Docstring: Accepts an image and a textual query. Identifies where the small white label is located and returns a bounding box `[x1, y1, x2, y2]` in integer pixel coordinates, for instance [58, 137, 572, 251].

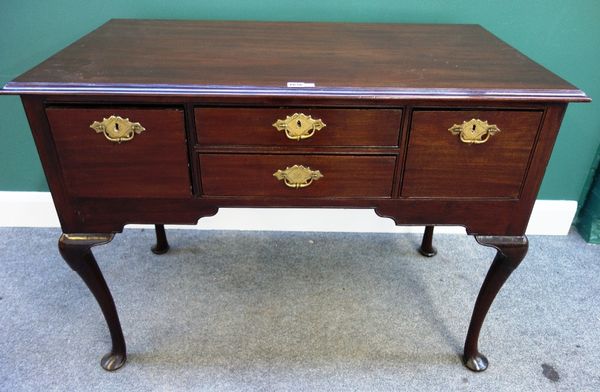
[287, 82, 316, 88]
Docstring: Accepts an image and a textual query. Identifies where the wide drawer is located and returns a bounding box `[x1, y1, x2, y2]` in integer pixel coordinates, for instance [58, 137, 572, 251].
[46, 107, 191, 198]
[195, 107, 402, 147]
[402, 109, 543, 198]
[199, 154, 396, 197]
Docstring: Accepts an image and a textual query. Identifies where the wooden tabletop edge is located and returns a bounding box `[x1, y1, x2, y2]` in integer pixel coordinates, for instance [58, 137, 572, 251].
[0, 82, 590, 102]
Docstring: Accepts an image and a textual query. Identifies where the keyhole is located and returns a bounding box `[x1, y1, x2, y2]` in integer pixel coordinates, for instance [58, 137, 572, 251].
[297, 120, 302, 128]
[472, 124, 476, 131]
[114, 123, 120, 131]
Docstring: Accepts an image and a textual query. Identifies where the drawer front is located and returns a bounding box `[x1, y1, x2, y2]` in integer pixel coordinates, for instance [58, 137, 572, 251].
[46, 107, 191, 198]
[199, 154, 396, 197]
[195, 107, 402, 147]
[402, 110, 543, 198]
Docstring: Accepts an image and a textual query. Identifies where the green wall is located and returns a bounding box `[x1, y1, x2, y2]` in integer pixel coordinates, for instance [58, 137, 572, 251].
[2, 0, 599, 204]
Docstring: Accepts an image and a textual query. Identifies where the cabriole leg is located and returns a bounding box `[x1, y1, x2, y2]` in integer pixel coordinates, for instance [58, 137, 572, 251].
[151, 224, 170, 255]
[419, 225, 437, 257]
[58, 233, 126, 371]
[463, 235, 528, 371]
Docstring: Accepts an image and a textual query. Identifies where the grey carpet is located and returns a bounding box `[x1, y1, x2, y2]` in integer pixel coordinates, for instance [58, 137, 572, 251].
[0, 227, 599, 391]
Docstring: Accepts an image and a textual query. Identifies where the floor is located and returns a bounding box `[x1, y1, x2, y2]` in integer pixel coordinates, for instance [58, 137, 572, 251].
[0, 227, 599, 391]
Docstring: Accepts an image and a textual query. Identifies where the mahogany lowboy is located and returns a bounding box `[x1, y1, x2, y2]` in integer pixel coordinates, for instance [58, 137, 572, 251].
[1, 20, 589, 372]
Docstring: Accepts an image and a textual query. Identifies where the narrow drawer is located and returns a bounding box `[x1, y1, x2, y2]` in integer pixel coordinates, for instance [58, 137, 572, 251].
[402, 109, 543, 198]
[195, 107, 402, 147]
[199, 154, 396, 197]
[46, 107, 191, 198]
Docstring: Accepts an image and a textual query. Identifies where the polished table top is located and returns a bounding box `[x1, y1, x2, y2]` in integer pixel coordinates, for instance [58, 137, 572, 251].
[4, 19, 588, 101]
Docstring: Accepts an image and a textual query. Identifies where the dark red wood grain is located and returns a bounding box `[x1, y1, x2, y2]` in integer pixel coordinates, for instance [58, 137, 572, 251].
[199, 154, 396, 197]
[402, 109, 543, 198]
[195, 107, 402, 147]
[3, 20, 589, 101]
[22, 95, 570, 236]
[46, 107, 191, 198]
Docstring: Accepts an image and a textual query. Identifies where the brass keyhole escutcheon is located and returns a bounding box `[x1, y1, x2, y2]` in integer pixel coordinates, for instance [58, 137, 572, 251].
[448, 119, 501, 144]
[90, 115, 145, 143]
[273, 113, 326, 140]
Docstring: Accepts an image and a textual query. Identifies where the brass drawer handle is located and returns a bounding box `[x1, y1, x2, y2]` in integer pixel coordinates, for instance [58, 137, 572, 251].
[272, 113, 326, 140]
[449, 119, 500, 144]
[90, 115, 145, 143]
[273, 164, 323, 188]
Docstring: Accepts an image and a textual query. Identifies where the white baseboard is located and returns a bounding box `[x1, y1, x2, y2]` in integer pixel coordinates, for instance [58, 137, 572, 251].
[0, 191, 577, 235]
